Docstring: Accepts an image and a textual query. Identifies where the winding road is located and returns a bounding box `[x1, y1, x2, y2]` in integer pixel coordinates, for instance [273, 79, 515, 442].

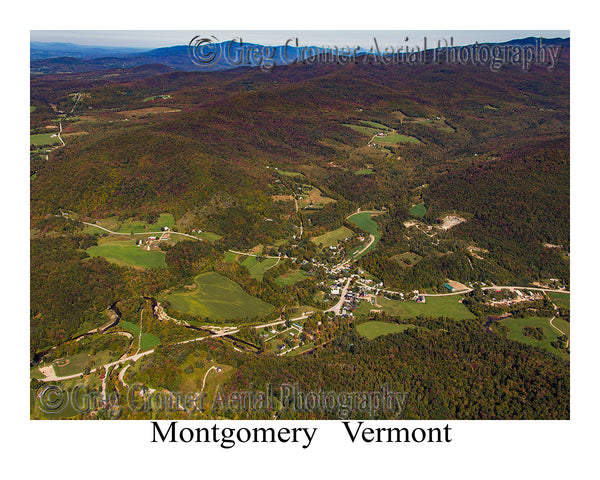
[78, 220, 202, 241]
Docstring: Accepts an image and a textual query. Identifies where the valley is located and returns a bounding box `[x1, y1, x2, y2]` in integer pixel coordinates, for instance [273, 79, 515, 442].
[30, 37, 570, 420]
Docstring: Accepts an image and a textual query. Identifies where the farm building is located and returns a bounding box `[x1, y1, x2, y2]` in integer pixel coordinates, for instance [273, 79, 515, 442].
[443, 283, 455, 292]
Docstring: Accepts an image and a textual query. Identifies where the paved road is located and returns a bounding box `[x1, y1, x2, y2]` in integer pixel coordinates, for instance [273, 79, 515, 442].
[57, 122, 65, 147]
[227, 250, 280, 259]
[377, 285, 570, 298]
[324, 278, 352, 315]
[39, 348, 156, 382]
[78, 220, 201, 241]
[352, 234, 375, 258]
[253, 313, 311, 331]
[37, 327, 244, 383]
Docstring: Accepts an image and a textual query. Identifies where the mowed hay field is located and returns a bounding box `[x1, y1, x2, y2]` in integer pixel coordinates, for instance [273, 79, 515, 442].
[347, 212, 381, 257]
[275, 269, 309, 287]
[373, 133, 421, 145]
[119, 320, 161, 350]
[117, 213, 174, 233]
[374, 295, 475, 320]
[391, 252, 422, 266]
[357, 321, 418, 339]
[409, 203, 427, 217]
[86, 238, 166, 269]
[225, 252, 279, 280]
[166, 272, 274, 320]
[501, 316, 568, 359]
[240, 255, 279, 280]
[312, 226, 354, 247]
[30, 132, 61, 146]
[348, 212, 379, 236]
[298, 187, 336, 209]
[547, 292, 570, 310]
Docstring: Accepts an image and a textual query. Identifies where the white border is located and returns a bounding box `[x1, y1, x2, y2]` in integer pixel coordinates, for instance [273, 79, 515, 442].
[3, 0, 596, 477]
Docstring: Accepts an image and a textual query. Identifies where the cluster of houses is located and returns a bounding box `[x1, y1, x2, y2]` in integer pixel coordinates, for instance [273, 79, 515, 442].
[483, 289, 543, 307]
[136, 228, 170, 250]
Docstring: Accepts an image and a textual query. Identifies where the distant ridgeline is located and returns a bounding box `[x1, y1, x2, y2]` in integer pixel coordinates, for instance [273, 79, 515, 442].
[30, 37, 569, 74]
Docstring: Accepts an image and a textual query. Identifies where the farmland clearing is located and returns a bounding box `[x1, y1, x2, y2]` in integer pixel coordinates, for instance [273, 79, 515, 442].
[165, 272, 275, 320]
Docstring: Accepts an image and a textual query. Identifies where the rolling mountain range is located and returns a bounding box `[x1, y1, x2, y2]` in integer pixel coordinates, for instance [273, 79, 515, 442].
[31, 37, 570, 74]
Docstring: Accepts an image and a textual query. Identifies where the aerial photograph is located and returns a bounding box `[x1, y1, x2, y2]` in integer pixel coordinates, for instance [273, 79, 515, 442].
[29, 30, 570, 421]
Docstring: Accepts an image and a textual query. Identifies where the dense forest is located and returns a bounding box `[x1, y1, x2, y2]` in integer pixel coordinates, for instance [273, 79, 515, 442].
[223, 320, 569, 420]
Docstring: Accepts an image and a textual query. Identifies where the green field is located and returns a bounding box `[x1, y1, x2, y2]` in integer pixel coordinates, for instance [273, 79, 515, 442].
[347, 212, 381, 257]
[275, 269, 309, 287]
[224, 251, 239, 262]
[240, 255, 280, 280]
[343, 123, 381, 136]
[365, 295, 476, 320]
[547, 292, 570, 310]
[82, 224, 110, 234]
[277, 169, 303, 177]
[86, 239, 167, 269]
[408, 118, 455, 133]
[354, 169, 374, 175]
[409, 203, 427, 217]
[119, 320, 161, 350]
[359, 120, 392, 131]
[52, 348, 122, 377]
[501, 316, 568, 358]
[192, 231, 222, 242]
[166, 272, 275, 320]
[143, 94, 172, 101]
[224, 252, 279, 280]
[30, 132, 61, 147]
[347, 212, 379, 236]
[552, 317, 570, 338]
[312, 226, 354, 247]
[117, 213, 174, 233]
[373, 133, 421, 145]
[391, 252, 423, 266]
[357, 321, 418, 339]
[30, 367, 45, 379]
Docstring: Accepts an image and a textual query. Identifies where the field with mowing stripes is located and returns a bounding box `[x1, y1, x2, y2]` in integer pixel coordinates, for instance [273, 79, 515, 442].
[166, 272, 274, 320]
[312, 226, 353, 247]
[240, 256, 279, 280]
[547, 292, 570, 310]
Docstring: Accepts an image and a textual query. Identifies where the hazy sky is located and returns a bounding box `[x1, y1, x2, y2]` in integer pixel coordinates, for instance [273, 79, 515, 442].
[30, 30, 569, 49]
